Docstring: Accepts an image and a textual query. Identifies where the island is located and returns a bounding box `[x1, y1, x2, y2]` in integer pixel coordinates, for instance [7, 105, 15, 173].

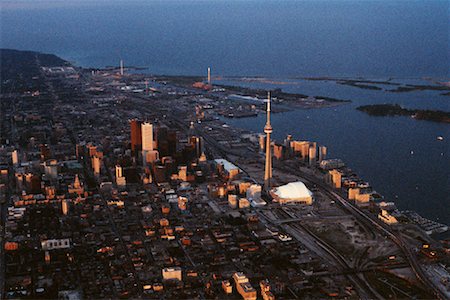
[357, 104, 450, 123]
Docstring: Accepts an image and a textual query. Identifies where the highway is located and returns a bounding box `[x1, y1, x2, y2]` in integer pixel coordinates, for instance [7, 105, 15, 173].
[191, 126, 383, 298]
[187, 119, 444, 299]
[276, 207, 383, 299]
[278, 162, 445, 299]
[0, 201, 6, 299]
[128, 82, 445, 298]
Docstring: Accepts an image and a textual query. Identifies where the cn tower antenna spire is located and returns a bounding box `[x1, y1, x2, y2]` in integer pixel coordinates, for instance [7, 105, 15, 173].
[264, 91, 273, 192]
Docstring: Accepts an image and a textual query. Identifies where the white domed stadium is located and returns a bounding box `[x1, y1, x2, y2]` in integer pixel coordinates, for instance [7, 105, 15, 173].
[270, 181, 313, 205]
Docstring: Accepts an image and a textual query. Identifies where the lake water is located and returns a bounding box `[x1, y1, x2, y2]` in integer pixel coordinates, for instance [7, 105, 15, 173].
[217, 77, 449, 224]
[1, 0, 449, 223]
[1, 0, 448, 78]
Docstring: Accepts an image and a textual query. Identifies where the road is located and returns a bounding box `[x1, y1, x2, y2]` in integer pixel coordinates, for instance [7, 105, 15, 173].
[280, 163, 445, 299]
[185, 116, 443, 299]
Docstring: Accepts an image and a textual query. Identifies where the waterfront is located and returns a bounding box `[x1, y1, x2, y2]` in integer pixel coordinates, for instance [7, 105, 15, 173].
[217, 77, 450, 225]
[1, 49, 449, 298]
[2, 0, 448, 224]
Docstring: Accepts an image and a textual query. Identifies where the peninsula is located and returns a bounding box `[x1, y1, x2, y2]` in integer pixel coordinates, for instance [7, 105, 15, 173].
[357, 104, 450, 123]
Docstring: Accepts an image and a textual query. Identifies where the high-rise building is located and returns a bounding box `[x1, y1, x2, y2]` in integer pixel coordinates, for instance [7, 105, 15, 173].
[115, 165, 126, 188]
[92, 155, 101, 176]
[258, 134, 265, 153]
[264, 92, 273, 192]
[130, 119, 142, 152]
[44, 159, 58, 181]
[246, 184, 262, 202]
[144, 150, 159, 165]
[76, 143, 85, 160]
[308, 143, 317, 166]
[284, 135, 294, 158]
[325, 169, 342, 189]
[189, 136, 203, 158]
[142, 122, 154, 151]
[62, 199, 69, 215]
[40, 144, 51, 161]
[115, 165, 123, 178]
[319, 145, 327, 162]
[12, 150, 19, 166]
[273, 144, 283, 160]
[88, 144, 98, 157]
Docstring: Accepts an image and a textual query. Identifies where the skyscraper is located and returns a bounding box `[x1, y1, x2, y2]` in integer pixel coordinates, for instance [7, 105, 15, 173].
[142, 122, 154, 151]
[130, 119, 142, 152]
[12, 150, 19, 166]
[319, 145, 327, 162]
[264, 92, 273, 192]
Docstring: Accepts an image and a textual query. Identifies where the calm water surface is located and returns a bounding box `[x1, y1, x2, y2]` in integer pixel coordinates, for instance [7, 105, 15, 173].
[1, 0, 449, 223]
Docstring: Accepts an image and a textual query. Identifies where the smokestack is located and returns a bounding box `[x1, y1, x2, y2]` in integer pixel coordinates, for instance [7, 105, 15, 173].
[120, 59, 124, 76]
[207, 67, 211, 85]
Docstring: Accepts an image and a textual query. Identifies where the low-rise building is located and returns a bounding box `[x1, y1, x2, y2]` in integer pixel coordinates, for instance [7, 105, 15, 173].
[233, 272, 257, 300]
[162, 267, 182, 281]
[270, 181, 313, 205]
[378, 209, 398, 225]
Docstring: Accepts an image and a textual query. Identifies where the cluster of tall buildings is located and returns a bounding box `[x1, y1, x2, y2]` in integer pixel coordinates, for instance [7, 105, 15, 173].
[117, 119, 207, 189]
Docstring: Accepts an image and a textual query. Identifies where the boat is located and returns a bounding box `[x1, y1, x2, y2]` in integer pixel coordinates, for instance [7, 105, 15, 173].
[437, 136, 444, 141]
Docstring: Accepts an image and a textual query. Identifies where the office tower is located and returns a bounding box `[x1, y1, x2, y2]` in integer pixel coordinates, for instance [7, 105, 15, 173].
[284, 135, 293, 157]
[116, 165, 123, 178]
[273, 144, 283, 160]
[178, 166, 188, 181]
[40, 144, 51, 161]
[88, 144, 97, 157]
[258, 134, 265, 153]
[326, 169, 342, 189]
[12, 150, 19, 166]
[284, 134, 293, 148]
[30, 174, 41, 194]
[45, 186, 56, 199]
[76, 143, 85, 160]
[44, 159, 58, 181]
[319, 145, 327, 162]
[144, 150, 159, 165]
[92, 155, 101, 176]
[116, 165, 126, 188]
[308, 143, 317, 166]
[130, 119, 142, 152]
[189, 136, 203, 158]
[246, 184, 262, 201]
[142, 122, 153, 151]
[62, 199, 69, 215]
[167, 130, 177, 156]
[264, 92, 273, 192]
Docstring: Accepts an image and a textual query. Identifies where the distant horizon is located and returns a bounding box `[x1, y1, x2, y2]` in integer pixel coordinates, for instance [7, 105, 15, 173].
[1, 0, 448, 78]
[2, 47, 449, 82]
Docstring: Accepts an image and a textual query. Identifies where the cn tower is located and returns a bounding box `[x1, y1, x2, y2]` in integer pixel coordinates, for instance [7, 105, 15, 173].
[264, 91, 273, 191]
